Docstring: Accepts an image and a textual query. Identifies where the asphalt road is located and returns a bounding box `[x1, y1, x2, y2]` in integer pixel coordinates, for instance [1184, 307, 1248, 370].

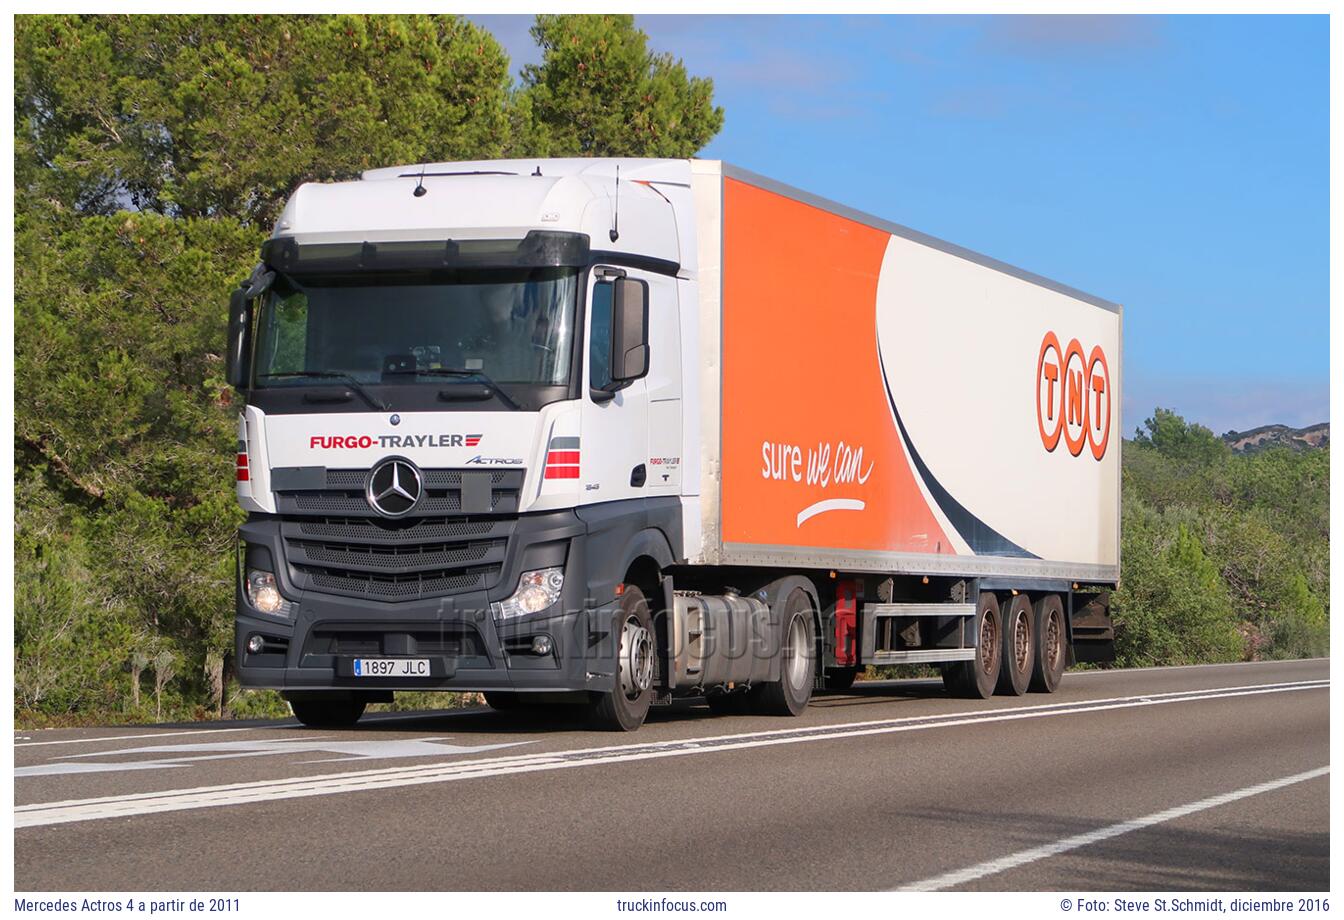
[14, 658, 1329, 891]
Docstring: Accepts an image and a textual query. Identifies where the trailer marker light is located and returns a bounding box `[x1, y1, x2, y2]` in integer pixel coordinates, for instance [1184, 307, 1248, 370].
[236, 452, 249, 482]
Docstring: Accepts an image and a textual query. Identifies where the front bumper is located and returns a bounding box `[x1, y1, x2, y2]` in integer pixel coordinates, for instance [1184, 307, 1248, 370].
[234, 509, 621, 695]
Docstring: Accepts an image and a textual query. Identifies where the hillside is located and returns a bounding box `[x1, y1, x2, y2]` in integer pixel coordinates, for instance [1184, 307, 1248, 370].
[1222, 422, 1328, 454]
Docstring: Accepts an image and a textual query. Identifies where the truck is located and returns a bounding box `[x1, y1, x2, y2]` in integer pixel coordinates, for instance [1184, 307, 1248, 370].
[228, 157, 1119, 732]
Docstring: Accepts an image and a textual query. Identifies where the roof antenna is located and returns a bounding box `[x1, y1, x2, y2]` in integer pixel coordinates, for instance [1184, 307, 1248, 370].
[413, 163, 428, 198]
[609, 164, 620, 243]
[532, 165, 543, 177]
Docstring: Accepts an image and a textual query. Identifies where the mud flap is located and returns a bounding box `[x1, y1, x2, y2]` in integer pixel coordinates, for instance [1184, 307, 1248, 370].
[1070, 590, 1116, 664]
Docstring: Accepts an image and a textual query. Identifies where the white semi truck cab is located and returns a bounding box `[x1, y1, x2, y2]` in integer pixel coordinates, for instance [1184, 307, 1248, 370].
[229, 157, 1117, 730]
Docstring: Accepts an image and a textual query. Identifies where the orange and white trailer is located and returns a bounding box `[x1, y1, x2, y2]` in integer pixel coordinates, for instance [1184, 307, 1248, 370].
[682, 162, 1120, 701]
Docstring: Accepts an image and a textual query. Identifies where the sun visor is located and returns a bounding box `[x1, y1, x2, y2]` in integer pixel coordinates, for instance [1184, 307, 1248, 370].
[261, 231, 591, 276]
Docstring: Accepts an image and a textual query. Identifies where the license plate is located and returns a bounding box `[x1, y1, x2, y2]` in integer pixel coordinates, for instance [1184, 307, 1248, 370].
[352, 658, 430, 678]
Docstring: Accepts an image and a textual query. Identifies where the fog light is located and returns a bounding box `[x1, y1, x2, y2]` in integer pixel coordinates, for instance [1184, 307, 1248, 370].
[247, 634, 265, 654]
[531, 635, 553, 656]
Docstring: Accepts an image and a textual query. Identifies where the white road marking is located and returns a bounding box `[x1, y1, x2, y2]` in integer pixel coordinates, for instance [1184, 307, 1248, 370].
[14, 726, 304, 748]
[1068, 658, 1329, 677]
[899, 766, 1331, 891]
[14, 678, 1326, 828]
[18, 737, 533, 778]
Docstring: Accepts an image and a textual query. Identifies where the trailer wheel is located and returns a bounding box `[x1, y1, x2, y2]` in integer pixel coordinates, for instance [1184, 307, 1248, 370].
[289, 698, 366, 728]
[753, 588, 816, 716]
[824, 667, 860, 691]
[1030, 594, 1067, 693]
[588, 585, 655, 732]
[943, 591, 1001, 699]
[996, 593, 1034, 696]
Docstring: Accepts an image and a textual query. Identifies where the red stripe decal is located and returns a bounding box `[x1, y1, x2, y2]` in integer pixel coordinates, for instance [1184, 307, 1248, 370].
[544, 465, 581, 480]
[546, 450, 580, 464]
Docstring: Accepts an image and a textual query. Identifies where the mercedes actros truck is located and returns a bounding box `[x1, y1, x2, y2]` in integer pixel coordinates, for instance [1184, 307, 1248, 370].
[229, 157, 1119, 731]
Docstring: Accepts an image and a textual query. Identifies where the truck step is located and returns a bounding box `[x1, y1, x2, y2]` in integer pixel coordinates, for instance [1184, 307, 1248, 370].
[864, 602, 976, 618]
[867, 648, 977, 665]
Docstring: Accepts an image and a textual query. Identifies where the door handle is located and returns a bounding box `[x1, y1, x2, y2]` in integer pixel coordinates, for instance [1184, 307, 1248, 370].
[630, 464, 647, 488]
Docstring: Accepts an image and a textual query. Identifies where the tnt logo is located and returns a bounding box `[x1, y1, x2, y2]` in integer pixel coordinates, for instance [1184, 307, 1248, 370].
[1036, 331, 1111, 460]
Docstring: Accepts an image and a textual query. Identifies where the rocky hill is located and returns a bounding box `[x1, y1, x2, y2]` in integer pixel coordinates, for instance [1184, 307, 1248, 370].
[1222, 422, 1329, 453]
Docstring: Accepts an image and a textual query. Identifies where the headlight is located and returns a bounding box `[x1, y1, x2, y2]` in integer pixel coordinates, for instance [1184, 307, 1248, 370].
[245, 569, 292, 617]
[491, 567, 564, 620]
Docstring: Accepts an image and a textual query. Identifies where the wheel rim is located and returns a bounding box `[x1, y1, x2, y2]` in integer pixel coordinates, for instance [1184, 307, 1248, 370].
[619, 614, 653, 700]
[978, 609, 997, 675]
[1013, 609, 1031, 672]
[784, 612, 810, 692]
[1045, 608, 1063, 673]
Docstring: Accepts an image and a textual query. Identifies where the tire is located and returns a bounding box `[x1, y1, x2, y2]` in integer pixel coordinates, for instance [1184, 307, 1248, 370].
[290, 698, 366, 728]
[1030, 593, 1067, 693]
[753, 587, 816, 716]
[588, 585, 655, 732]
[943, 592, 1002, 699]
[824, 667, 860, 691]
[483, 691, 523, 711]
[996, 593, 1034, 696]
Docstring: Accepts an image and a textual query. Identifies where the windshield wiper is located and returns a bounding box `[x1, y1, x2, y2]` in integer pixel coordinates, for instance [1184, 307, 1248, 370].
[383, 367, 521, 411]
[257, 371, 389, 411]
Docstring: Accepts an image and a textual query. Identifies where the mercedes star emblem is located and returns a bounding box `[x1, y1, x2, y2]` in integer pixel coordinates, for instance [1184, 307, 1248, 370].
[365, 457, 423, 518]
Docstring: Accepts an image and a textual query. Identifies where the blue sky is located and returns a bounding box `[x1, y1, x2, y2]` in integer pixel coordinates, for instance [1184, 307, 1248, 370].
[473, 14, 1328, 435]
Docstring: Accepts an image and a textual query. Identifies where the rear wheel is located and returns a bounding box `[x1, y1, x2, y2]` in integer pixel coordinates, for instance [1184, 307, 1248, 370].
[996, 593, 1034, 696]
[588, 585, 655, 732]
[754, 588, 816, 716]
[289, 698, 366, 728]
[824, 667, 860, 691]
[1030, 593, 1067, 693]
[943, 592, 1001, 699]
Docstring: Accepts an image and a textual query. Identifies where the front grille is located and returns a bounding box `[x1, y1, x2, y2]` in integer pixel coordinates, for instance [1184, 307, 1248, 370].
[308, 566, 490, 599]
[277, 467, 522, 602]
[295, 539, 500, 570]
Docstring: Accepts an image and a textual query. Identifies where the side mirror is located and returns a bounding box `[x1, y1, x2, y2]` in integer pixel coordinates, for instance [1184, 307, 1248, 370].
[226, 287, 254, 390]
[608, 277, 649, 384]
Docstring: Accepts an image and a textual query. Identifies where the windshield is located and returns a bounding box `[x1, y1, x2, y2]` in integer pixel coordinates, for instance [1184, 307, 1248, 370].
[251, 268, 579, 390]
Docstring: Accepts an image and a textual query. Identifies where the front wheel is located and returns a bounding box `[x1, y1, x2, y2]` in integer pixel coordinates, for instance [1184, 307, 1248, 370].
[483, 691, 524, 711]
[588, 585, 655, 732]
[754, 588, 816, 716]
[289, 698, 366, 728]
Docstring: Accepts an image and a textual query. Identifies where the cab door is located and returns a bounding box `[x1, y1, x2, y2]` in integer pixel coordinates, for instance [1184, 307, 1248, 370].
[578, 267, 650, 504]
